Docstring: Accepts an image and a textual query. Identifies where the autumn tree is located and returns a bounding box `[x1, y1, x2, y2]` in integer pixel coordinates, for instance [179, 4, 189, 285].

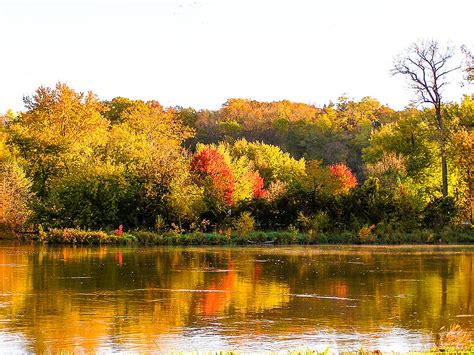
[0, 131, 32, 232]
[328, 163, 358, 194]
[230, 139, 306, 188]
[104, 99, 196, 227]
[392, 40, 460, 197]
[190, 147, 235, 215]
[0, 160, 33, 232]
[212, 142, 269, 202]
[304, 160, 357, 197]
[249, 171, 266, 198]
[8, 83, 108, 196]
[363, 109, 439, 187]
[164, 169, 205, 228]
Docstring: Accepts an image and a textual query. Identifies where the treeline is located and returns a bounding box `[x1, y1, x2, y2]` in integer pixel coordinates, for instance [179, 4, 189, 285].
[0, 83, 473, 240]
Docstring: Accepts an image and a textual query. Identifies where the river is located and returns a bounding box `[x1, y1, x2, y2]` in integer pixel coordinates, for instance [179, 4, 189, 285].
[0, 243, 472, 352]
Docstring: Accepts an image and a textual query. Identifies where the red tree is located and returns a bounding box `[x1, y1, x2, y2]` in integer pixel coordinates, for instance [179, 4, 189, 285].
[190, 148, 235, 206]
[328, 163, 357, 193]
[248, 171, 267, 198]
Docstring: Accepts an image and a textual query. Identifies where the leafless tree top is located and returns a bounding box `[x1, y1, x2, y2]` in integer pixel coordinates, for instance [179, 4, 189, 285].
[392, 40, 460, 107]
[461, 45, 473, 83]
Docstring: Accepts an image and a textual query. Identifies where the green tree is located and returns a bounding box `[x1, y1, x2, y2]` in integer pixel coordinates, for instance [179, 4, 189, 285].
[39, 161, 130, 229]
[363, 109, 440, 196]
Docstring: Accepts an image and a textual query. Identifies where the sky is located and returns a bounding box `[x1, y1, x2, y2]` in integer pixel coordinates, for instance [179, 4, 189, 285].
[0, 0, 472, 113]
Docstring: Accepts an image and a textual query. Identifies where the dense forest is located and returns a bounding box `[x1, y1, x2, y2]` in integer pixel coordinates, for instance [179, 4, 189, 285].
[0, 80, 472, 241]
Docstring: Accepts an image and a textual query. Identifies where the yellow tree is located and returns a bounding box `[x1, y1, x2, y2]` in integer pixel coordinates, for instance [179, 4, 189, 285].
[105, 99, 196, 226]
[0, 131, 32, 232]
[8, 83, 108, 196]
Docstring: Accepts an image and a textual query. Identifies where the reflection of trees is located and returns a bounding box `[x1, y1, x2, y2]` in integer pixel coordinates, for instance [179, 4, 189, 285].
[0, 246, 472, 352]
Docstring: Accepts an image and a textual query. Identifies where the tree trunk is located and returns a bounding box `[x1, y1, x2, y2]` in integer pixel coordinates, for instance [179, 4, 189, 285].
[441, 147, 448, 197]
[436, 104, 448, 197]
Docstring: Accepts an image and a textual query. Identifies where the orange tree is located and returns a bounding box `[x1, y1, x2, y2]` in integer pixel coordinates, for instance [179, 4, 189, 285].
[190, 147, 235, 218]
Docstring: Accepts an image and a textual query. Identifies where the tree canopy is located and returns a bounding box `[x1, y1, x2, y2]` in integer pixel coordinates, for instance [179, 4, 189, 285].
[1, 79, 472, 234]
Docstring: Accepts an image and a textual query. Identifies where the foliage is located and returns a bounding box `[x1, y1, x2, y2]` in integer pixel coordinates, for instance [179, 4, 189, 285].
[232, 212, 255, 238]
[358, 224, 376, 243]
[328, 163, 358, 194]
[230, 139, 306, 188]
[44, 228, 115, 244]
[190, 147, 235, 210]
[0, 159, 33, 231]
[36, 161, 131, 229]
[164, 166, 205, 227]
[423, 197, 458, 229]
[296, 211, 329, 233]
[8, 83, 108, 196]
[1, 83, 473, 239]
[249, 171, 267, 198]
[154, 215, 166, 232]
[365, 152, 406, 190]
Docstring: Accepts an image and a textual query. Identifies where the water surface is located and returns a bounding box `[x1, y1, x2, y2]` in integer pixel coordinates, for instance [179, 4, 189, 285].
[0, 244, 472, 353]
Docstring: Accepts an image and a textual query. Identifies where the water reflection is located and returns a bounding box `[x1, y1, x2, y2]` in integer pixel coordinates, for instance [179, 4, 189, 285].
[0, 244, 472, 352]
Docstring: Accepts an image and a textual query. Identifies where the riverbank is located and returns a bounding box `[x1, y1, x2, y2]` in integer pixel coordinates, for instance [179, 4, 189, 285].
[8, 227, 474, 245]
[167, 349, 474, 354]
[169, 350, 474, 354]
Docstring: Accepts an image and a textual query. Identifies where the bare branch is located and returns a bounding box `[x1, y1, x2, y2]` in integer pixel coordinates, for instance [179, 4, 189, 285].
[392, 40, 460, 107]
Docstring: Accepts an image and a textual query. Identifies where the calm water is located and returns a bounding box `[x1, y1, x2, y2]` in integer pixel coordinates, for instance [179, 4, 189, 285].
[0, 243, 472, 353]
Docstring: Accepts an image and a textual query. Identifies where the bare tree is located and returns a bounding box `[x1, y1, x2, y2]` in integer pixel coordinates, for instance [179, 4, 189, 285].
[461, 45, 473, 83]
[392, 40, 460, 197]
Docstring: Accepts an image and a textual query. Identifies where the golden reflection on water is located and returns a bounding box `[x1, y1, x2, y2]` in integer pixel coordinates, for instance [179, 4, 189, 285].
[0, 244, 472, 352]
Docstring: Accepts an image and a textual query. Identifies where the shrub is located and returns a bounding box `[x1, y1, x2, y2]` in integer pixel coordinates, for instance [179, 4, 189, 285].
[233, 212, 255, 238]
[358, 225, 376, 243]
[154, 215, 166, 232]
[45, 228, 113, 244]
[288, 224, 299, 243]
[297, 211, 329, 233]
[423, 197, 458, 229]
[38, 224, 47, 242]
[134, 231, 164, 245]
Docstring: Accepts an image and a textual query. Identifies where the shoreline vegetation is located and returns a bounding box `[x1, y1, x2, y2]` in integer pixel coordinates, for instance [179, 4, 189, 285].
[164, 349, 474, 355]
[5, 226, 473, 246]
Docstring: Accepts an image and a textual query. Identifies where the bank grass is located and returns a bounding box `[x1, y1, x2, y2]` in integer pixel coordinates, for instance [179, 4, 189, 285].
[17, 225, 474, 246]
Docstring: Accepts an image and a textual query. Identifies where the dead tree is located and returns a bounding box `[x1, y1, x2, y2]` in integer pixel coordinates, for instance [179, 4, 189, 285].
[392, 40, 460, 197]
[461, 45, 473, 83]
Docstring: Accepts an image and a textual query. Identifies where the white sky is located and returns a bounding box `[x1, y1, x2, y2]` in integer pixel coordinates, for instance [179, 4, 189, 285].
[0, 0, 473, 113]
